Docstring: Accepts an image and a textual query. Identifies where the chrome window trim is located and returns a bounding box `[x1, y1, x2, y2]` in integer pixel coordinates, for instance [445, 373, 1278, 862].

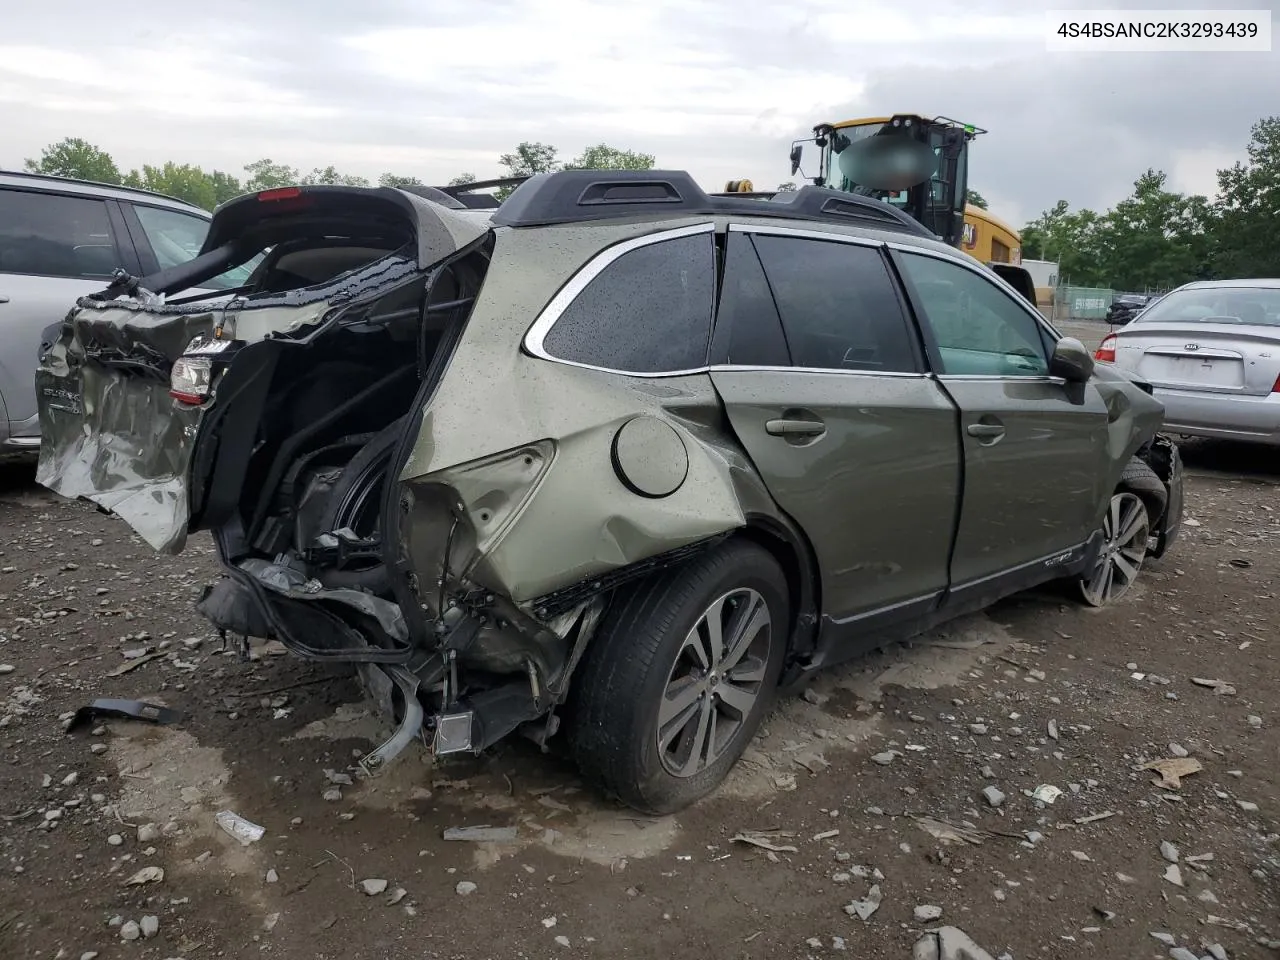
[728, 221, 884, 248]
[710, 365, 928, 379]
[522, 222, 716, 377]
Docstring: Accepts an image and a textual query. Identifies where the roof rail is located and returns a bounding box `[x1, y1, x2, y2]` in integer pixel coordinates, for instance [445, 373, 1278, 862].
[0, 168, 204, 208]
[490, 170, 934, 238]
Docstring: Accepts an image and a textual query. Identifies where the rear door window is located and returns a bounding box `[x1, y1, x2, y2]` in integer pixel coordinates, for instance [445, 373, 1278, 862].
[132, 204, 259, 290]
[538, 231, 715, 373]
[749, 234, 920, 373]
[0, 188, 121, 279]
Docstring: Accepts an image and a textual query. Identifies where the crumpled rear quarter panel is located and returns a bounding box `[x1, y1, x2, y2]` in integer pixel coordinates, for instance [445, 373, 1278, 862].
[401, 220, 760, 605]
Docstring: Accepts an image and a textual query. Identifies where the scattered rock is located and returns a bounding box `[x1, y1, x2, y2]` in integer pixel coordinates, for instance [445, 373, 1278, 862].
[139, 916, 158, 939]
[1168, 743, 1189, 758]
[322, 787, 342, 803]
[324, 768, 354, 786]
[1163, 864, 1184, 887]
[360, 878, 388, 896]
[981, 786, 1006, 808]
[870, 751, 898, 766]
[912, 926, 998, 960]
[968, 724, 988, 735]
[136, 823, 159, 843]
[60, 772, 78, 787]
[1160, 840, 1180, 863]
[90, 744, 108, 755]
[1169, 949, 1200, 960]
[455, 881, 477, 896]
[0, 665, 14, 675]
[119, 921, 141, 941]
[1150, 932, 1176, 946]
[1237, 800, 1259, 812]
[387, 887, 407, 905]
[914, 904, 943, 922]
[802, 687, 829, 706]
[554, 936, 570, 947]
[266, 869, 278, 883]
[1247, 715, 1262, 728]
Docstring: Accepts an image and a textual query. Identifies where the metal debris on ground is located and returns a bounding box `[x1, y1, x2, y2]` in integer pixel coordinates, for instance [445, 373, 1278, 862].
[1140, 756, 1203, 789]
[913, 816, 992, 846]
[732, 832, 799, 853]
[214, 810, 265, 845]
[843, 884, 882, 921]
[911, 926, 998, 960]
[123, 866, 164, 885]
[65, 698, 182, 733]
[1031, 784, 1062, 804]
[442, 825, 519, 843]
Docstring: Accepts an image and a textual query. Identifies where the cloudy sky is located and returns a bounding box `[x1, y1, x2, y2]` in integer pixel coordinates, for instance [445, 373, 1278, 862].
[2, 0, 1277, 226]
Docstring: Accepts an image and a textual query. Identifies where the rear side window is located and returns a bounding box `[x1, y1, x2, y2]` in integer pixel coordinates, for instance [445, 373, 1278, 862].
[750, 234, 918, 373]
[539, 232, 715, 373]
[0, 188, 119, 279]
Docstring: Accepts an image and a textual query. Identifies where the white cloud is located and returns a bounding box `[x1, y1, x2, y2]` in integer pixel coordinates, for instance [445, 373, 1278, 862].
[1, 0, 1276, 222]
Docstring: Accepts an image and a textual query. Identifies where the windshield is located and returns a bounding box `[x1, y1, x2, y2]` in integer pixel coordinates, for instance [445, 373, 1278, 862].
[1133, 287, 1280, 327]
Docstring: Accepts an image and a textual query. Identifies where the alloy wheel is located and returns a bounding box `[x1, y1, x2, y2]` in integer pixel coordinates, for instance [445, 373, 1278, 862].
[1080, 491, 1149, 607]
[656, 588, 772, 778]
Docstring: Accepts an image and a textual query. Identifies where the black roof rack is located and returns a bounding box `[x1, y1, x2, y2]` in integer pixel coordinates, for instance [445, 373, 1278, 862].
[490, 170, 934, 238]
[0, 168, 204, 209]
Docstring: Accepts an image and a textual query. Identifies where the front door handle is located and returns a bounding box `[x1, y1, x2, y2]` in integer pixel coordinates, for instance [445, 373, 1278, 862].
[0, 295, 10, 303]
[766, 418, 826, 437]
[966, 422, 1005, 439]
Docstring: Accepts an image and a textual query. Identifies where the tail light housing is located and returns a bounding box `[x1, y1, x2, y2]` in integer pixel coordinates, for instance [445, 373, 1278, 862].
[1095, 334, 1117, 363]
[1272, 372, 1280, 394]
[170, 335, 237, 405]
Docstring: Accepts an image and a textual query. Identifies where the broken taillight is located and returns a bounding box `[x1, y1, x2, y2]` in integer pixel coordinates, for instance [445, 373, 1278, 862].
[1095, 334, 1117, 363]
[170, 335, 237, 405]
[1272, 372, 1280, 393]
[170, 356, 213, 405]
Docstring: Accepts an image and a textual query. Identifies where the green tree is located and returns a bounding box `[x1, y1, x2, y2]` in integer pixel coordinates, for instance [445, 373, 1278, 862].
[497, 142, 560, 199]
[24, 137, 122, 183]
[966, 189, 989, 209]
[1022, 200, 1106, 286]
[1213, 115, 1280, 277]
[379, 173, 423, 188]
[564, 143, 656, 171]
[1094, 170, 1212, 290]
[301, 165, 370, 187]
[243, 158, 300, 191]
[122, 162, 241, 211]
[447, 173, 478, 186]
[776, 182, 798, 192]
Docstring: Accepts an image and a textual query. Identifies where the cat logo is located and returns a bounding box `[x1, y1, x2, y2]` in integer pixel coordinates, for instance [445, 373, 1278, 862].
[961, 222, 976, 247]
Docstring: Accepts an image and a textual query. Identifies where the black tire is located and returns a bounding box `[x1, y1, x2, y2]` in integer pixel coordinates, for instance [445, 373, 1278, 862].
[567, 538, 790, 815]
[1117, 456, 1167, 528]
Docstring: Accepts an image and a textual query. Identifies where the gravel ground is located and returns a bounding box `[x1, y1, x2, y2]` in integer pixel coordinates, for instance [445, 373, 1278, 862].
[0, 439, 1277, 960]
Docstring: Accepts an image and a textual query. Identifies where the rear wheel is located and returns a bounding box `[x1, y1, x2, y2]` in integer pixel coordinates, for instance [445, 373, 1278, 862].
[568, 539, 789, 815]
[1079, 491, 1149, 606]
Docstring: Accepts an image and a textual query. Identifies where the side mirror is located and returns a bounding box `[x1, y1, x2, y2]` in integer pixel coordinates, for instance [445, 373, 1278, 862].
[1050, 337, 1094, 383]
[789, 144, 803, 176]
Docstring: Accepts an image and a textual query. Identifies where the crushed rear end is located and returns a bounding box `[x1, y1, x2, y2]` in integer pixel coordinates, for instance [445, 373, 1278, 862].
[36, 184, 505, 769]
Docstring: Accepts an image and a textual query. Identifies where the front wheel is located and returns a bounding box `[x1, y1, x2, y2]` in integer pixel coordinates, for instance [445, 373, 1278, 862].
[567, 539, 790, 815]
[1079, 491, 1150, 606]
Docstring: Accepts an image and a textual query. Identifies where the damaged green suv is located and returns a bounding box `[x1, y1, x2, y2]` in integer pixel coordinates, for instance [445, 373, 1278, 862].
[36, 171, 1183, 814]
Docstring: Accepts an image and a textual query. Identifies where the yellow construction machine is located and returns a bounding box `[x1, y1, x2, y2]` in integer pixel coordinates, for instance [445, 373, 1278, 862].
[732, 114, 1036, 303]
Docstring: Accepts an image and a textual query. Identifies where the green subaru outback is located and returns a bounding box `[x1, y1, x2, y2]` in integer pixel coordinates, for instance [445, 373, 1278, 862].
[35, 171, 1183, 814]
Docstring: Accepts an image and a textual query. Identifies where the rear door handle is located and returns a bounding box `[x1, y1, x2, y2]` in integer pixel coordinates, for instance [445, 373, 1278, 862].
[766, 418, 826, 437]
[966, 423, 1005, 438]
[0, 295, 10, 303]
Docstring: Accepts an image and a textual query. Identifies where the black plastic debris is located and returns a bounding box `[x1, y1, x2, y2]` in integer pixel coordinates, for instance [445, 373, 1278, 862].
[65, 698, 183, 734]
